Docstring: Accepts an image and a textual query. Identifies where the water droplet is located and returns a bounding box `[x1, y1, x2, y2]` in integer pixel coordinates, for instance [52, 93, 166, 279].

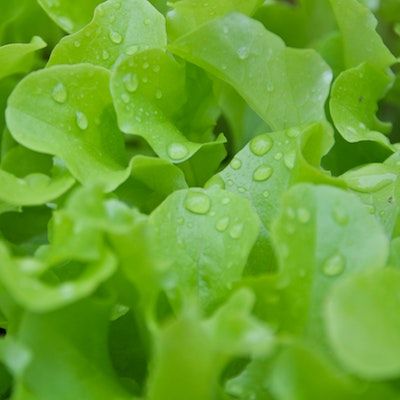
[177, 217, 185, 225]
[144, 18, 151, 25]
[250, 134, 273, 156]
[109, 30, 122, 44]
[230, 158, 242, 170]
[123, 73, 138, 92]
[322, 254, 345, 277]
[284, 150, 296, 170]
[167, 142, 189, 160]
[332, 206, 348, 226]
[222, 197, 231, 205]
[184, 191, 211, 215]
[216, 216, 230, 232]
[75, 111, 88, 130]
[73, 40, 81, 48]
[142, 76, 149, 83]
[297, 208, 310, 223]
[121, 93, 130, 104]
[143, 62, 149, 69]
[155, 89, 163, 99]
[237, 46, 249, 60]
[52, 82, 67, 104]
[205, 175, 225, 189]
[262, 190, 270, 198]
[102, 50, 110, 60]
[59, 283, 76, 299]
[153, 65, 161, 73]
[238, 187, 246, 193]
[286, 127, 301, 138]
[229, 223, 243, 239]
[253, 165, 273, 182]
[274, 152, 283, 160]
[126, 45, 138, 55]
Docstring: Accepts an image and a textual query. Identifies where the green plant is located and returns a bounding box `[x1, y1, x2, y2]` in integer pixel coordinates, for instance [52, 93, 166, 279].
[0, 0, 400, 399]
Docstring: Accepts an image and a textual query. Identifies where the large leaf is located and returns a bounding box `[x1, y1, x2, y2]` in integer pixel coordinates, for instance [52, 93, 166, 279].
[170, 13, 332, 131]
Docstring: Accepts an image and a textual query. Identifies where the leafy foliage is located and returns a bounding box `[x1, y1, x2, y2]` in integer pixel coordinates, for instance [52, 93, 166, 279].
[0, 0, 400, 399]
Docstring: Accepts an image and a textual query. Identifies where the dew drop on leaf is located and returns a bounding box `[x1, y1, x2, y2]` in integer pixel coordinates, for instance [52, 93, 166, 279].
[184, 191, 211, 215]
[253, 165, 273, 182]
[297, 208, 310, 223]
[332, 206, 349, 226]
[283, 150, 296, 170]
[286, 127, 301, 138]
[230, 158, 242, 170]
[102, 50, 110, 60]
[109, 30, 122, 44]
[237, 46, 249, 60]
[250, 134, 273, 156]
[216, 216, 230, 232]
[155, 89, 163, 99]
[52, 82, 67, 104]
[75, 111, 88, 130]
[125, 45, 138, 55]
[322, 254, 345, 277]
[123, 73, 138, 92]
[274, 152, 283, 160]
[167, 142, 189, 160]
[229, 223, 244, 239]
[205, 175, 225, 189]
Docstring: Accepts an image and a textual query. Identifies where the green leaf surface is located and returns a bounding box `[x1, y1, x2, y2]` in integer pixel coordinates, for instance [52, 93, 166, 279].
[325, 269, 400, 379]
[271, 184, 388, 340]
[170, 13, 332, 131]
[0, 36, 46, 80]
[37, 0, 103, 33]
[329, 0, 396, 69]
[148, 187, 260, 310]
[48, 0, 166, 69]
[6, 64, 130, 191]
[330, 63, 394, 146]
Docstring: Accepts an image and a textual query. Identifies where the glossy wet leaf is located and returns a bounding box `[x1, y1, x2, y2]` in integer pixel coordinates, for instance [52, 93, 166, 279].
[37, 0, 103, 33]
[330, 63, 394, 146]
[148, 187, 260, 310]
[271, 184, 388, 340]
[170, 13, 332, 130]
[48, 0, 166, 69]
[6, 64, 130, 191]
[326, 269, 400, 379]
[0, 36, 46, 80]
[167, 0, 262, 40]
[330, 0, 396, 69]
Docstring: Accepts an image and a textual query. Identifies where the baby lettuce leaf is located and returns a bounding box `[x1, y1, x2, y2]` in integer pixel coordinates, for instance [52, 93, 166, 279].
[48, 0, 166, 69]
[330, 63, 394, 146]
[13, 296, 133, 399]
[0, 36, 46, 80]
[111, 48, 226, 183]
[329, 0, 396, 69]
[325, 268, 400, 379]
[147, 289, 273, 400]
[37, 0, 103, 33]
[170, 13, 332, 131]
[148, 187, 260, 310]
[6, 64, 130, 191]
[271, 184, 388, 341]
[166, 0, 262, 40]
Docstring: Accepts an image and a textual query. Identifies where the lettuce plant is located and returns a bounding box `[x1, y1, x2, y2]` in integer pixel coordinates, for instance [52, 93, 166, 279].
[0, 0, 400, 399]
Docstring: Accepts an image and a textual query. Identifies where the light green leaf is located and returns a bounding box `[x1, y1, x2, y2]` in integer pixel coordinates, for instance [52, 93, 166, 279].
[206, 123, 338, 273]
[147, 289, 273, 400]
[15, 296, 133, 399]
[48, 0, 166, 69]
[170, 13, 332, 130]
[6, 64, 130, 191]
[271, 184, 388, 340]
[329, 0, 395, 69]
[37, 0, 103, 33]
[111, 49, 226, 169]
[0, 36, 46, 80]
[325, 268, 400, 379]
[166, 0, 262, 40]
[148, 187, 260, 310]
[330, 63, 394, 146]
